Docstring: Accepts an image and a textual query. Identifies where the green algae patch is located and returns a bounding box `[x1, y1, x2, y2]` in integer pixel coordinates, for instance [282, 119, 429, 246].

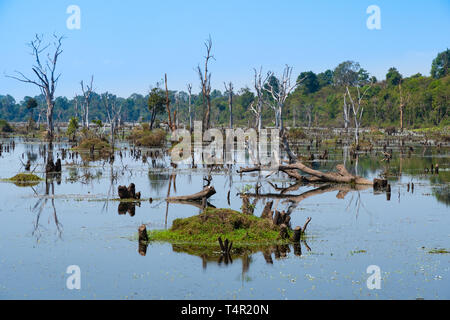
[4, 173, 42, 187]
[428, 248, 450, 254]
[147, 208, 292, 246]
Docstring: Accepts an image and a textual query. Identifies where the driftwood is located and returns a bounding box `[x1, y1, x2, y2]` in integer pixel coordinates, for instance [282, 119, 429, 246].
[238, 162, 373, 185]
[166, 186, 216, 202]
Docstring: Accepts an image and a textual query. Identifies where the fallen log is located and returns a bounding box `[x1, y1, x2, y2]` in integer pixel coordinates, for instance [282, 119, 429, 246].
[166, 186, 216, 202]
[238, 162, 373, 185]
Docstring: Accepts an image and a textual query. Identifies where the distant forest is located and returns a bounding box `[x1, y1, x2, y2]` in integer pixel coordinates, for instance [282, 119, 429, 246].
[1, 50, 449, 129]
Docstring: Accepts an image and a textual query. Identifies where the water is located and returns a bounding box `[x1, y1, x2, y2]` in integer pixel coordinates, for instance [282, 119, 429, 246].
[0, 137, 448, 299]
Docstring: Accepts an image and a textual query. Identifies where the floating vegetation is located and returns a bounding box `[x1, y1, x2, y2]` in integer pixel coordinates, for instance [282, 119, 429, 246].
[4, 173, 42, 187]
[146, 208, 293, 246]
[428, 248, 450, 254]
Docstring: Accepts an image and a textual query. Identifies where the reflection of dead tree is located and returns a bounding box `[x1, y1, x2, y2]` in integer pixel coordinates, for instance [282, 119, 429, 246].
[240, 184, 371, 204]
[32, 179, 62, 241]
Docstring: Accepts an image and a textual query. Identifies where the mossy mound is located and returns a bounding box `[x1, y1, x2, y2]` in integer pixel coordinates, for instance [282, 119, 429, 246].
[73, 138, 111, 151]
[147, 208, 291, 246]
[129, 127, 166, 147]
[6, 173, 42, 186]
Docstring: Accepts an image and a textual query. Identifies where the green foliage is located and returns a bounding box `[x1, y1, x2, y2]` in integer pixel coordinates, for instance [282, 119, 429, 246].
[67, 117, 79, 139]
[147, 208, 290, 245]
[0, 119, 13, 132]
[431, 49, 450, 79]
[386, 67, 402, 86]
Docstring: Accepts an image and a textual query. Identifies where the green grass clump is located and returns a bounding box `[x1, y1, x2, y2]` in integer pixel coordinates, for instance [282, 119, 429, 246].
[147, 208, 291, 246]
[428, 248, 450, 254]
[5, 173, 42, 186]
[73, 137, 111, 151]
[129, 127, 166, 147]
[0, 119, 13, 133]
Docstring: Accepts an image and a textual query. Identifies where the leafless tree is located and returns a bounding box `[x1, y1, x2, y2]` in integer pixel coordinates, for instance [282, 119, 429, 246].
[80, 75, 94, 129]
[164, 73, 176, 131]
[7, 34, 64, 139]
[345, 84, 372, 144]
[101, 92, 122, 152]
[187, 83, 193, 133]
[249, 67, 269, 132]
[224, 82, 234, 129]
[197, 36, 214, 131]
[264, 65, 300, 132]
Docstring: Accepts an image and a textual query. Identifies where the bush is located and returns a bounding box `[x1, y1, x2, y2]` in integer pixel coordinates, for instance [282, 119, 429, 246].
[287, 127, 307, 140]
[0, 119, 13, 133]
[129, 127, 166, 147]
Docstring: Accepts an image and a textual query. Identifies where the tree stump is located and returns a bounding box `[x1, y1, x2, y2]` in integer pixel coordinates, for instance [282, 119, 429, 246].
[279, 224, 289, 240]
[138, 224, 148, 243]
[55, 159, 62, 172]
[260, 201, 273, 219]
[373, 178, 388, 191]
[291, 226, 302, 242]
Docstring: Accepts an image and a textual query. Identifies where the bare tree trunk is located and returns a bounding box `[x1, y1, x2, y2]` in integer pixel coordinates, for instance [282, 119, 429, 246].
[224, 82, 233, 129]
[197, 36, 214, 131]
[187, 84, 193, 133]
[7, 34, 64, 140]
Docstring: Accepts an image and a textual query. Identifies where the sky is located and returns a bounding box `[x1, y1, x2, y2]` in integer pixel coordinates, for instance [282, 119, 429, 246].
[0, 0, 449, 102]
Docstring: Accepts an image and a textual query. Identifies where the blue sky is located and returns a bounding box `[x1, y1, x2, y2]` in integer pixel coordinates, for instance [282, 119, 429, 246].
[0, 0, 449, 101]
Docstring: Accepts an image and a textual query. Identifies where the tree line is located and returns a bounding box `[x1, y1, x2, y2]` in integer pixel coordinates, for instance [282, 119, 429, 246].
[1, 34, 448, 133]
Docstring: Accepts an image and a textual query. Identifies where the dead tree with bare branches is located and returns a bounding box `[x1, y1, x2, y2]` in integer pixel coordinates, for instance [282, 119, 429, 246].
[7, 34, 64, 139]
[249, 67, 269, 132]
[197, 36, 214, 131]
[164, 74, 176, 131]
[80, 75, 94, 129]
[224, 82, 234, 129]
[101, 92, 122, 153]
[264, 65, 301, 132]
[187, 83, 193, 133]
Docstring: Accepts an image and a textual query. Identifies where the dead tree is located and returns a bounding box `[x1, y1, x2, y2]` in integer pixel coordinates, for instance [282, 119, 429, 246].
[80, 75, 94, 129]
[224, 82, 234, 129]
[345, 84, 371, 145]
[7, 34, 64, 139]
[249, 67, 269, 132]
[164, 74, 176, 131]
[264, 65, 301, 132]
[197, 36, 214, 131]
[101, 92, 122, 153]
[187, 83, 193, 133]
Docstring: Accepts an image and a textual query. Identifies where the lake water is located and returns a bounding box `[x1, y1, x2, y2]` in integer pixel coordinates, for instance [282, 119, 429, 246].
[0, 137, 448, 299]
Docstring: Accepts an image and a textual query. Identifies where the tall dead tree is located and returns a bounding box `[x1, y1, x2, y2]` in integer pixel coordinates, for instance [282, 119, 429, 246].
[102, 92, 122, 152]
[345, 84, 371, 144]
[80, 75, 94, 129]
[249, 67, 268, 132]
[398, 80, 410, 132]
[187, 83, 193, 133]
[264, 65, 299, 132]
[164, 74, 176, 131]
[7, 34, 64, 139]
[224, 82, 234, 129]
[197, 36, 214, 131]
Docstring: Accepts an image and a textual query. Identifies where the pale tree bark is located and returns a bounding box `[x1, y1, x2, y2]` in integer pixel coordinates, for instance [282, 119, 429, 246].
[264, 65, 302, 133]
[345, 84, 371, 145]
[187, 83, 193, 133]
[249, 67, 269, 132]
[80, 75, 94, 129]
[165, 74, 176, 131]
[224, 82, 233, 129]
[102, 92, 122, 153]
[197, 36, 214, 131]
[398, 80, 410, 132]
[7, 34, 64, 139]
